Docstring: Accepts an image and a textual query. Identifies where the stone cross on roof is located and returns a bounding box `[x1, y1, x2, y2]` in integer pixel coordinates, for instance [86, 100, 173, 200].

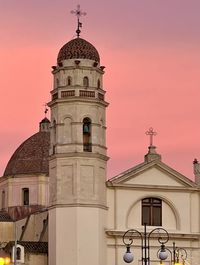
[145, 127, 157, 146]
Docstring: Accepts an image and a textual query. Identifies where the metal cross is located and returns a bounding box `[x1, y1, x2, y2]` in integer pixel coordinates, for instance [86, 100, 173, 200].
[145, 127, 157, 146]
[71, 5, 87, 37]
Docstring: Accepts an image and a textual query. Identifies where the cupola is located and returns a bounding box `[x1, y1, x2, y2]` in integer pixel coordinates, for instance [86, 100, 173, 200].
[57, 38, 100, 64]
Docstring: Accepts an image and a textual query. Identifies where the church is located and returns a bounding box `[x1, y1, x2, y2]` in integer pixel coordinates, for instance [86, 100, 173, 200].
[0, 6, 200, 265]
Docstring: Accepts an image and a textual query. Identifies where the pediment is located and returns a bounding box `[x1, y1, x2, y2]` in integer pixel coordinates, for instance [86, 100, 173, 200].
[125, 166, 185, 187]
[108, 161, 195, 188]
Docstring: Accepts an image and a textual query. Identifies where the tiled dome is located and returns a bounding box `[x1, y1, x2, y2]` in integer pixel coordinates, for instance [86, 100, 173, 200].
[3, 131, 50, 176]
[57, 38, 100, 64]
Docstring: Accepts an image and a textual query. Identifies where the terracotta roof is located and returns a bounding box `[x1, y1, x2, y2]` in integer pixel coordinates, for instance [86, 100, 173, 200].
[7, 205, 47, 221]
[5, 241, 48, 254]
[3, 131, 50, 176]
[57, 37, 100, 63]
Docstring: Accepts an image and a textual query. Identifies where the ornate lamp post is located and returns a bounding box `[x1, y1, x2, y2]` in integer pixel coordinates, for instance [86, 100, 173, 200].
[158, 242, 188, 265]
[122, 224, 169, 265]
[173, 242, 187, 265]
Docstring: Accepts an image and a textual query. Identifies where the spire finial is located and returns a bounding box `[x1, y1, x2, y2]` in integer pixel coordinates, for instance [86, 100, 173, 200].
[145, 127, 157, 146]
[71, 5, 87, 37]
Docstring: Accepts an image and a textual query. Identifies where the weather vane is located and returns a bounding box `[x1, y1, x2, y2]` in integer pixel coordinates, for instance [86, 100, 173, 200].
[145, 127, 157, 146]
[71, 5, 87, 37]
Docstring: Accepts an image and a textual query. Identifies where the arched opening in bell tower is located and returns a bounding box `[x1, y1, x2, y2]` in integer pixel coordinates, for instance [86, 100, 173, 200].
[83, 76, 89, 87]
[83, 117, 92, 152]
[67, 76, 72, 86]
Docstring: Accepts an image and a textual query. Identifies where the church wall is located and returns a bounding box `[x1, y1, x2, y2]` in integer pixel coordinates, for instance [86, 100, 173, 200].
[50, 102, 106, 155]
[191, 246, 200, 265]
[190, 192, 200, 233]
[38, 176, 49, 207]
[0, 181, 9, 209]
[54, 59, 102, 88]
[106, 185, 200, 265]
[106, 232, 199, 265]
[25, 253, 47, 265]
[107, 188, 115, 229]
[107, 187, 198, 234]
[49, 206, 107, 265]
[0, 175, 49, 208]
[106, 226, 199, 265]
[125, 167, 187, 187]
[126, 198, 177, 230]
[0, 222, 13, 242]
[49, 157, 107, 206]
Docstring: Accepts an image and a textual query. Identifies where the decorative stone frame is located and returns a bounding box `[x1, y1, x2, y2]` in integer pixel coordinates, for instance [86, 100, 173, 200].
[12, 244, 25, 263]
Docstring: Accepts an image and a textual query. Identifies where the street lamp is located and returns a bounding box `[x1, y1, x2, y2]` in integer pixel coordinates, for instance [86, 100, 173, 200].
[157, 242, 188, 265]
[122, 224, 169, 265]
[0, 246, 10, 265]
[173, 242, 187, 265]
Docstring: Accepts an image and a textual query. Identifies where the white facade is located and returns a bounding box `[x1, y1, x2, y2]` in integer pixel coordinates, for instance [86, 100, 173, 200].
[106, 146, 200, 265]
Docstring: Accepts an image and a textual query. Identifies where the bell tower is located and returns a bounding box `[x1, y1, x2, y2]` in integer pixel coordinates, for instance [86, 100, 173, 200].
[48, 6, 109, 265]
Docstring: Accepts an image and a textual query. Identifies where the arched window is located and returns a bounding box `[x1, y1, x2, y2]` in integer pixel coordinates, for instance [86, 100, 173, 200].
[22, 188, 29, 206]
[142, 197, 162, 226]
[97, 79, 101, 89]
[67, 76, 72, 86]
[83, 76, 89, 87]
[83, 118, 92, 152]
[1, 190, 5, 210]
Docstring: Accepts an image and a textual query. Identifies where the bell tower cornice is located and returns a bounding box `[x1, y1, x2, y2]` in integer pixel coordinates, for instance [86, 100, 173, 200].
[52, 62, 105, 75]
[49, 151, 109, 161]
[48, 97, 109, 108]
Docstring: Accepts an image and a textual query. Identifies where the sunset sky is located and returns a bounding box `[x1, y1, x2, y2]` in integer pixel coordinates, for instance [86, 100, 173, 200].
[1, 0, 200, 179]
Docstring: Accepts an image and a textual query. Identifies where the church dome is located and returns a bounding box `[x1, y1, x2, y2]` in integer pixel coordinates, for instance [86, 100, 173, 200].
[57, 37, 100, 64]
[3, 121, 50, 177]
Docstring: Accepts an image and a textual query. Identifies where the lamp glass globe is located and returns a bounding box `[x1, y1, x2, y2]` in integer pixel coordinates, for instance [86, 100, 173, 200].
[159, 250, 168, 260]
[123, 252, 134, 263]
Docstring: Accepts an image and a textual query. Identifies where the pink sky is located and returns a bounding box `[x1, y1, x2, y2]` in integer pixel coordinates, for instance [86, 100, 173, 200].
[1, 1, 200, 180]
